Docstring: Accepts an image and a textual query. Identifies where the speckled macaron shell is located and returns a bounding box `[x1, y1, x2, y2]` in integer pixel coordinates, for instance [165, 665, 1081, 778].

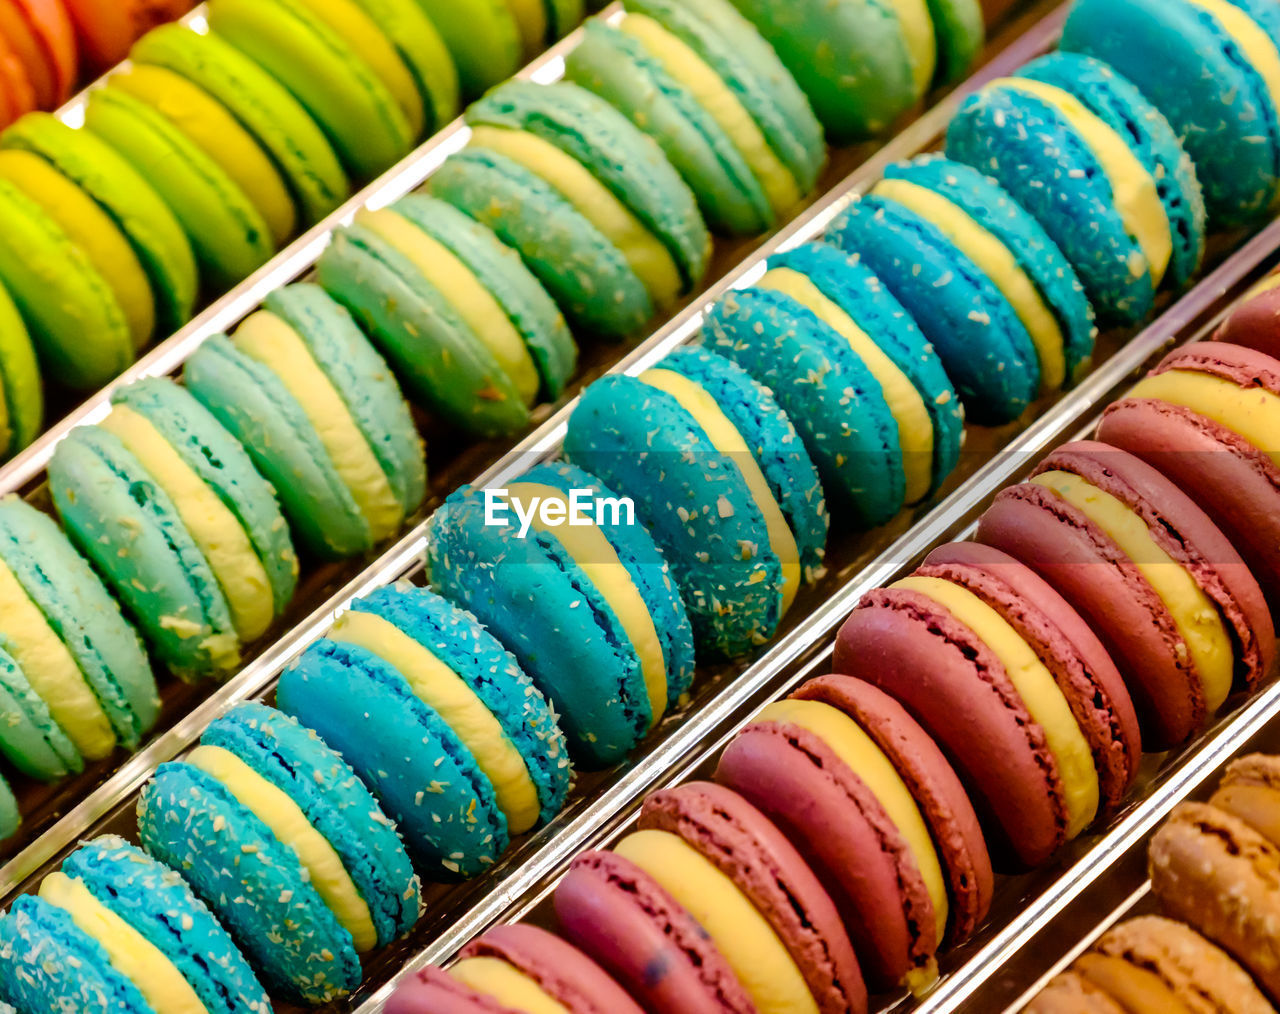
[0, 896, 152, 1013]
[1017, 52, 1206, 288]
[277, 638, 509, 877]
[791, 673, 996, 944]
[662, 345, 829, 579]
[48, 424, 240, 679]
[945, 80, 1157, 325]
[881, 155, 1097, 387]
[1215, 272, 1280, 358]
[562, 371, 783, 657]
[555, 849, 756, 1014]
[138, 761, 363, 1005]
[431, 146, 653, 339]
[827, 192, 1041, 422]
[703, 285, 906, 524]
[466, 80, 710, 296]
[112, 376, 298, 618]
[1061, 0, 1280, 226]
[0, 638, 82, 780]
[201, 701, 420, 946]
[0, 496, 158, 748]
[347, 581, 573, 826]
[59, 835, 273, 1014]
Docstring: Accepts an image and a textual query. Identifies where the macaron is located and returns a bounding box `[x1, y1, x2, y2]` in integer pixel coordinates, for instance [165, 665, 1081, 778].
[0, 28, 36, 130]
[565, 0, 825, 235]
[388, 924, 644, 1014]
[829, 155, 1097, 420]
[1, 111, 198, 337]
[277, 637, 509, 877]
[834, 541, 1141, 868]
[555, 849, 758, 1014]
[84, 85, 277, 292]
[946, 56, 1201, 324]
[562, 347, 826, 658]
[704, 244, 962, 520]
[409, 0, 521, 98]
[0, 271, 41, 459]
[131, 23, 349, 226]
[715, 674, 994, 991]
[635, 781, 868, 1014]
[1062, 0, 1280, 226]
[0, 0, 74, 107]
[976, 440, 1276, 749]
[722, 0, 985, 142]
[0, 835, 271, 1014]
[0, 637, 81, 781]
[208, 0, 416, 179]
[0, 496, 157, 762]
[1097, 342, 1280, 607]
[0, 772, 15, 841]
[1026, 917, 1274, 1014]
[61, 0, 194, 71]
[317, 192, 577, 436]
[49, 376, 297, 678]
[1215, 268, 1280, 359]
[138, 701, 419, 1004]
[426, 459, 696, 764]
[283, 580, 572, 841]
[184, 282, 426, 559]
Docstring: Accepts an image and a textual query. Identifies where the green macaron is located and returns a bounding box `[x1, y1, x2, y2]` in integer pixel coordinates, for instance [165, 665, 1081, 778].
[410, 0, 522, 98]
[0, 277, 42, 460]
[348, 0, 460, 134]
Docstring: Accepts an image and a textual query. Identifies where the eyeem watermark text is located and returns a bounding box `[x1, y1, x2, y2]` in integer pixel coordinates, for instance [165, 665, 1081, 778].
[484, 488, 636, 537]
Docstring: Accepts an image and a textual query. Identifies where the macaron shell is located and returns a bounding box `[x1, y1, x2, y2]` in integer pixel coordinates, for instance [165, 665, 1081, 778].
[0, 639, 83, 780]
[0, 770, 16, 840]
[409, 0, 520, 98]
[388, 967, 521, 1014]
[12, 0, 74, 101]
[0, 276, 42, 455]
[1215, 276, 1280, 358]
[0, 29, 36, 127]
[927, 0, 984, 87]
[0, 0, 55, 108]
[62, 0, 195, 70]
[349, 0, 459, 134]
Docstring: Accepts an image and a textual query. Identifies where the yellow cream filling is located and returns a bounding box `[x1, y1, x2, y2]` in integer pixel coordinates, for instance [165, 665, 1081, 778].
[40, 873, 207, 1014]
[0, 149, 154, 349]
[506, 480, 669, 725]
[355, 207, 539, 405]
[468, 124, 681, 308]
[758, 266, 936, 504]
[615, 829, 818, 1014]
[235, 310, 403, 541]
[620, 14, 801, 216]
[893, 575, 1100, 837]
[112, 66, 296, 247]
[329, 608, 542, 834]
[872, 178, 1068, 392]
[1243, 270, 1280, 301]
[1032, 470, 1234, 711]
[761, 697, 948, 945]
[0, 558, 114, 758]
[1000, 78, 1171, 286]
[890, 0, 938, 98]
[505, 0, 548, 56]
[1128, 369, 1280, 469]
[304, 0, 424, 136]
[450, 957, 567, 1014]
[101, 405, 274, 642]
[1185, 0, 1280, 143]
[187, 744, 378, 951]
[639, 369, 800, 613]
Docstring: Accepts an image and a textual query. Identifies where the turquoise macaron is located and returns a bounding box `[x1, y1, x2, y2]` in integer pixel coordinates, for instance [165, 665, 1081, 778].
[0, 638, 83, 781]
[562, 352, 823, 659]
[277, 637, 509, 877]
[0, 835, 271, 1013]
[565, 0, 825, 235]
[185, 283, 426, 559]
[317, 193, 577, 437]
[1062, 0, 1280, 227]
[428, 459, 697, 764]
[0, 496, 157, 761]
[138, 701, 418, 1004]
[48, 377, 297, 679]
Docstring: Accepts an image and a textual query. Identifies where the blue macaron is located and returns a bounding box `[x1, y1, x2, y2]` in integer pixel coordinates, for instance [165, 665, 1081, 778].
[427, 459, 696, 764]
[1062, 0, 1280, 227]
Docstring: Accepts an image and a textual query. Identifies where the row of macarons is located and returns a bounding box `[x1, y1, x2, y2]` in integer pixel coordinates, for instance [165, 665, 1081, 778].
[1028, 752, 1280, 1013]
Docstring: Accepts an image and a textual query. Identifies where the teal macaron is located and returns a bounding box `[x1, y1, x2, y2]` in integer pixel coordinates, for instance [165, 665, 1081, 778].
[0, 836, 272, 1013]
[565, 0, 825, 235]
[138, 701, 417, 1004]
[48, 376, 297, 678]
[1062, 0, 1280, 227]
[0, 637, 83, 781]
[317, 193, 577, 437]
[0, 278, 41, 461]
[184, 283, 426, 559]
[0, 496, 157, 762]
[427, 460, 697, 764]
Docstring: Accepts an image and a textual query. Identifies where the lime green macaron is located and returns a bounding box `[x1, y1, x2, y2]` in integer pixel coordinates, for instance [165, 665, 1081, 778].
[411, 0, 522, 98]
[0, 279, 42, 460]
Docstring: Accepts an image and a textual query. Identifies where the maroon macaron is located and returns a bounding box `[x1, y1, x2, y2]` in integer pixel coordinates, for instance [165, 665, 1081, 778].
[1214, 271, 1280, 358]
[387, 966, 515, 1014]
[554, 850, 754, 1014]
[976, 441, 1275, 750]
[638, 781, 868, 1014]
[1098, 342, 1280, 606]
[833, 543, 1141, 868]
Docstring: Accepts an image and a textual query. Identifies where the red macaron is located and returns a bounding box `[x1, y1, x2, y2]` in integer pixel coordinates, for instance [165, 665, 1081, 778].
[1215, 270, 1280, 359]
